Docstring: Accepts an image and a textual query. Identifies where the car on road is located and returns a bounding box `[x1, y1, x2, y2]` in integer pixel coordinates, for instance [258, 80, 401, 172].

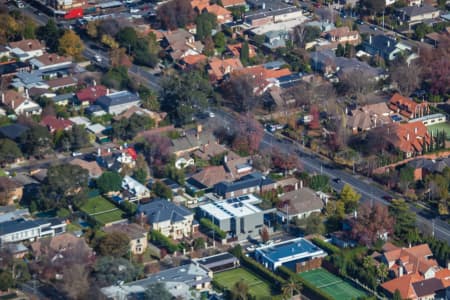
[333, 178, 342, 183]
[382, 195, 393, 202]
[72, 152, 83, 157]
[94, 55, 102, 62]
[208, 112, 215, 118]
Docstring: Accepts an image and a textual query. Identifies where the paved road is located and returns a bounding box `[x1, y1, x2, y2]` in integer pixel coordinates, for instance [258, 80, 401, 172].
[209, 109, 450, 244]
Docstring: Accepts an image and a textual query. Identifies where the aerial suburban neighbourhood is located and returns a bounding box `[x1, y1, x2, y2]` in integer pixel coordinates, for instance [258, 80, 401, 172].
[0, 0, 449, 299]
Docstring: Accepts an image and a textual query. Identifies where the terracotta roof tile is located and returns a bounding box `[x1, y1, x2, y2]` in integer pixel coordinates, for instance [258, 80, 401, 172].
[40, 115, 73, 132]
[381, 274, 422, 299]
[9, 39, 44, 51]
[76, 85, 108, 104]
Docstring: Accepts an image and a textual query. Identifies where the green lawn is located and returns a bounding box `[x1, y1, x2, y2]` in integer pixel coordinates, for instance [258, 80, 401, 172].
[80, 196, 126, 226]
[299, 268, 367, 300]
[214, 268, 275, 298]
[427, 123, 450, 140]
[80, 196, 117, 214]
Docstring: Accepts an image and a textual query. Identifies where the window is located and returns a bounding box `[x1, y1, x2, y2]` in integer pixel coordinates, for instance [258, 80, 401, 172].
[136, 239, 140, 243]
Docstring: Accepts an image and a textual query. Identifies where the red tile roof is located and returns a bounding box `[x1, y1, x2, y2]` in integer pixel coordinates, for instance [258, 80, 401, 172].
[381, 274, 422, 299]
[388, 93, 429, 119]
[40, 115, 73, 132]
[435, 269, 450, 288]
[227, 43, 257, 58]
[221, 0, 246, 7]
[76, 85, 108, 104]
[374, 122, 431, 154]
[182, 54, 207, 65]
[208, 57, 244, 81]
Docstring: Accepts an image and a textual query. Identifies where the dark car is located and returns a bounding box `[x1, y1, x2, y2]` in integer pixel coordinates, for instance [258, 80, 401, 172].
[333, 178, 342, 183]
[382, 195, 393, 202]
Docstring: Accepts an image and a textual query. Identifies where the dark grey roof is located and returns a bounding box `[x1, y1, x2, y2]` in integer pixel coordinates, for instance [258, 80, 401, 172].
[137, 199, 193, 224]
[196, 252, 238, 269]
[0, 218, 49, 236]
[412, 278, 444, 297]
[397, 5, 439, 18]
[362, 35, 397, 58]
[0, 124, 29, 140]
[95, 91, 140, 109]
[0, 61, 30, 76]
[85, 104, 104, 114]
[335, 57, 385, 78]
[214, 172, 275, 196]
[263, 60, 286, 69]
[407, 157, 450, 173]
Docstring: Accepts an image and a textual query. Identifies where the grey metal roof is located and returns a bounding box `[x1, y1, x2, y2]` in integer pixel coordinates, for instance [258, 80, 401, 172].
[126, 263, 211, 288]
[0, 218, 49, 236]
[51, 93, 74, 103]
[362, 35, 397, 58]
[214, 172, 275, 195]
[95, 91, 140, 109]
[412, 278, 444, 297]
[137, 199, 193, 224]
[397, 5, 439, 18]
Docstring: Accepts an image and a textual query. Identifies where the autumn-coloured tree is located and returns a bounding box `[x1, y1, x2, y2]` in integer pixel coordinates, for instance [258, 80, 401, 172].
[271, 149, 302, 174]
[350, 202, 395, 247]
[58, 30, 84, 59]
[308, 105, 320, 130]
[232, 114, 264, 155]
[142, 134, 172, 170]
[110, 47, 132, 68]
[419, 36, 450, 96]
[157, 0, 194, 30]
[101, 34, 119, 49]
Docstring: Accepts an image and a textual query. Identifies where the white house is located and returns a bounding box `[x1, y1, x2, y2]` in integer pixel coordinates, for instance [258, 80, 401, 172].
[29, 53, 73, 71]
[1, 90, 42, 116]
[0, 218, 67, 245]
[122, 175, 150, 201]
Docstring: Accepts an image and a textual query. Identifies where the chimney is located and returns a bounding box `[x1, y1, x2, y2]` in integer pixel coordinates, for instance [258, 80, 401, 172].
[106, 88, 110, 95]
[197, 124, 202, 135]
[1, 93, 4, 103]
[11, 100, 14, 108]
[406, 133, 410, 141]
[387, 40, 390, 47]
[25, 89, 29, 99]
[93, 80, 96, 86]
[107, 148, 111, 153]
[399, 266, 404, 277]
[223, 155, 228, 163]
[299, 180, 303, 189]
[369, 35, 372, 44]
[97, 148, 101, 156]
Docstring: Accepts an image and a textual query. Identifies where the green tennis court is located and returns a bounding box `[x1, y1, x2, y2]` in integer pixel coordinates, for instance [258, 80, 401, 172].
[214, 268, 274, 298]
[299, 268, 367, 300]
[427, 123, 450, 140]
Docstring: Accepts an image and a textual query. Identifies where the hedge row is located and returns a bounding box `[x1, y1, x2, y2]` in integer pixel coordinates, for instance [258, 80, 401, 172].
[199, 218, 226, 239]
[311, 238, 341, 255]
[150, 230, 179, 253]
[241, 255, 285, 292]
[277, 266, 334, 300]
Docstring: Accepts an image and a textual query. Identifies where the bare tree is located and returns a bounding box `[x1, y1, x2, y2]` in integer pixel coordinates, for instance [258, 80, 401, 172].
[390, 62, 422, 96]
[338, 69, 376, 104]
[60, 264, 90, 300]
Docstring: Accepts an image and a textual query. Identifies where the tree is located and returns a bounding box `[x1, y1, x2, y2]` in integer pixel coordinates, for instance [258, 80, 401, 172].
[96, 232, 130, 257]
[112, 114, 154, 140]
[231, 279, 249, 300]
[309, 175, 330, 191]
[37, 164, 89, 210]
[0, 139, 22, 165]
[419, 36, 450, 96]
[160, 70, 213, 125]
[282, 279, 302, 300]
[0, 271, 13, 291]
[414, 23, 433, 40]
[272, 150, 302, 175]
[138, 86, 160, 111]
[291, 25, 321, 48]
[214, 32, 226, 50]
[144, 282, 172, 300]
[58, 30, 84, 59]
[152, 181, 173, 199]
[203, 36, 215, 57]
[193, 237, 206, 250]
[142, 134, 172, 170]
[59, 264, 90, 300]
[336, 43, 345, 57]
[304, 213, 325, 235]
[389, 199, 418, 243]
[337, 69, 376, 103]
[36, 20, 61, 52]
[260, 226, 270, 243]
[93, 256, 141, 286]
[133, 168, 147, 184]
[393, 289, 402, 300]
[390, 62, 422, 96]
[351, 202, 395, 246]
[339, 184, 361, 213]
[240, 41, 250, 65]
[399, 166, 414, 192]
[157, 0, 194, 30]
[96, 171, 123, 194]
[19, 125, 52, 158]
[196, 12, 217, 41]
[308, 105, 320, 130]
[232, 114, 264, 155]
[101, 34, 119, 49]
[360, 0, 385, 16]
[222, 73, 259, 112]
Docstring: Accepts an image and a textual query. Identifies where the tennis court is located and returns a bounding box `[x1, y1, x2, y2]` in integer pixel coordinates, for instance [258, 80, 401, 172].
[299, 268, 367, 300]
[214, 268, 274, 298]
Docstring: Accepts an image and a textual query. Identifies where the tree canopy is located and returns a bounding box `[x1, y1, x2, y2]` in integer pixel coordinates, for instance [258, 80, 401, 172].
[58, 30, 84, 59]
[0, 139, 22, 165]
[96, 232, 131, 258]
[339, 184, 361, 213]
[96, 171, 123, 194]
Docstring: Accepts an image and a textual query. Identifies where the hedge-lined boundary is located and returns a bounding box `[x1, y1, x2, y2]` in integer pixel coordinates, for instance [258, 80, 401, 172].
[311, 238, 341, 255]
[277, 266, 334, 300]
[241, 255, 285, 292]
[199, 218, 226, 239]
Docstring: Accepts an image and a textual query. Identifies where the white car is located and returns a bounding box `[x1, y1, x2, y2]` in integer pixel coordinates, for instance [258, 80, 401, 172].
[208, 112, 215, 118]
[72, 152, 83, 157]
[94, 55, 102, 62]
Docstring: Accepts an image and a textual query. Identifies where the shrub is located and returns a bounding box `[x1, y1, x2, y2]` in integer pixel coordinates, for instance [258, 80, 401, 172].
[199, 218, 226, 239]
[311, 238, 341, 255]
[150, 230, 179, 253]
